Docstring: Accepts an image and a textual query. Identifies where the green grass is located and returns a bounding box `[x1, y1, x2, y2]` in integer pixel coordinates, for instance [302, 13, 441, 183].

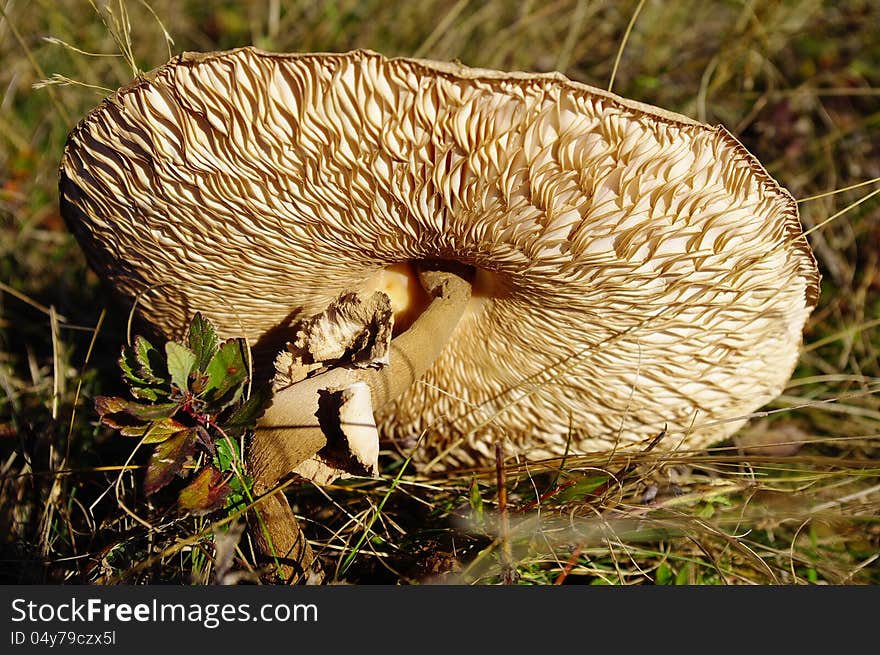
[1, 0, 878, 584]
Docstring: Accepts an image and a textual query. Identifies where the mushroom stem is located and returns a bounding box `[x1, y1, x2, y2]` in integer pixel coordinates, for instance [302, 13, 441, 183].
[246, 261, 473, 579]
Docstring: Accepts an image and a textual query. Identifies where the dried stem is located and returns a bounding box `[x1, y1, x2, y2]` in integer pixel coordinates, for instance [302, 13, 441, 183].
[495, 441, 515, 584]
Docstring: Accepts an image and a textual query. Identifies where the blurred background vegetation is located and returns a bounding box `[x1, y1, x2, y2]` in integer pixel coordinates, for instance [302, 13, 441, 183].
[1, 0, 878, 584]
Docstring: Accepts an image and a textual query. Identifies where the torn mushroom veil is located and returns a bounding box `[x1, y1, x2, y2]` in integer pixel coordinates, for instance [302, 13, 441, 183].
[60, 47, 820, 469]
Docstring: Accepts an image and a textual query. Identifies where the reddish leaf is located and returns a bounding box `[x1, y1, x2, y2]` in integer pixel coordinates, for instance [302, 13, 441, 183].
[193, 425, 216, 456]
[96, 396, 184, 441]
[95, 396, 179, 422]
[96, 397, 149, 435]
[144, 429, 197, 495]
[95, 396, 133, 417]
[178, 466, 230, 515]
[128, 402, 180, 421]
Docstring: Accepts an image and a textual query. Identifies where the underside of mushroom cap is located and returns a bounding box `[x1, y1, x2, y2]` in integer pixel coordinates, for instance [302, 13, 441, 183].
[59, 47, 820, 468]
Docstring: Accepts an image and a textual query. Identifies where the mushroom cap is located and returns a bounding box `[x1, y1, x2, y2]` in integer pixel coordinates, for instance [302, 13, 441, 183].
[60, 47, 819, 467]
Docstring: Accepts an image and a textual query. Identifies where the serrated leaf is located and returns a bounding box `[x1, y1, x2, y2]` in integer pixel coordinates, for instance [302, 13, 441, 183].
[178, 466, 230, 516]
[203, 339, 248, 410]
[95, 396, 133, 417]
[95, 396, 149, 434]
[165, 341, 196, 392]
[142, 417, 188, 444]
[187, 313, 220, 373]
[223, 384, 272, 437]
[95, 396, 179, 422]
[144, 428, 197, 495]
[120, 341, 170, 399]
[96, 396, 186, 442]
[120, 423, 149, 438]
[129, 386, 164, 402]
[119, 347, 150, 387]
[133, 335, 166, 384]
[131, 402, 181, 421]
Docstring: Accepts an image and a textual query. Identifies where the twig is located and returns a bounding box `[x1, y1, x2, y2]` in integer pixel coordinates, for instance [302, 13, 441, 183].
[495, 441, 515, 584]
[553, 544, 584, 585]
[607, 0, 647, 93]
[0, 280, 68, 322]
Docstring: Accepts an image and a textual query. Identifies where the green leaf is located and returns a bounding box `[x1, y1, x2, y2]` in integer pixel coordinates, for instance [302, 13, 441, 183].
[555, 474, 610, 504]
[219, 446, 252, 508]
[119, 341, 168, 398]
[119, 347, 150, 386]
[214, 435, 241, 473]
[144, 429, 197, 495]
[674, 564, 692, 585]
[132, 335, 166, 384]
[178, 466, 231, 515]
[202, 338, 248, 410]
[119, 423, 150, 438]
[469, 478, 485, 529]
[142, 417, 188, 444]
[165, 341, 196, 392]
[223, 384, 272, 437]
[655, 563, 673, 585]
[129, 386, 164, 402]
[226, 471, 250, 497]
[696, 502, 716, 519]
[187, 312, 219, 373]
[224, 491, 247, 511]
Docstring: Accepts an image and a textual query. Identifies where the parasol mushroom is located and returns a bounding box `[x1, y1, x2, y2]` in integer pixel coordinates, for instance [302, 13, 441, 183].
[59, 48, 819, 576]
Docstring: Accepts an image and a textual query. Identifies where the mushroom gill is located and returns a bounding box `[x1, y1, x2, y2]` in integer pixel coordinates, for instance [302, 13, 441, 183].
[60, 47, 820, 470]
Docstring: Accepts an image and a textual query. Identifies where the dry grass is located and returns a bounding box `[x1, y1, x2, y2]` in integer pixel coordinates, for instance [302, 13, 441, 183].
[1, 0, 878, 585]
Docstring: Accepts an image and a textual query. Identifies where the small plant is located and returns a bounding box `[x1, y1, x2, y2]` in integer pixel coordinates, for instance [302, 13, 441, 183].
[95, 313, 270, 515]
